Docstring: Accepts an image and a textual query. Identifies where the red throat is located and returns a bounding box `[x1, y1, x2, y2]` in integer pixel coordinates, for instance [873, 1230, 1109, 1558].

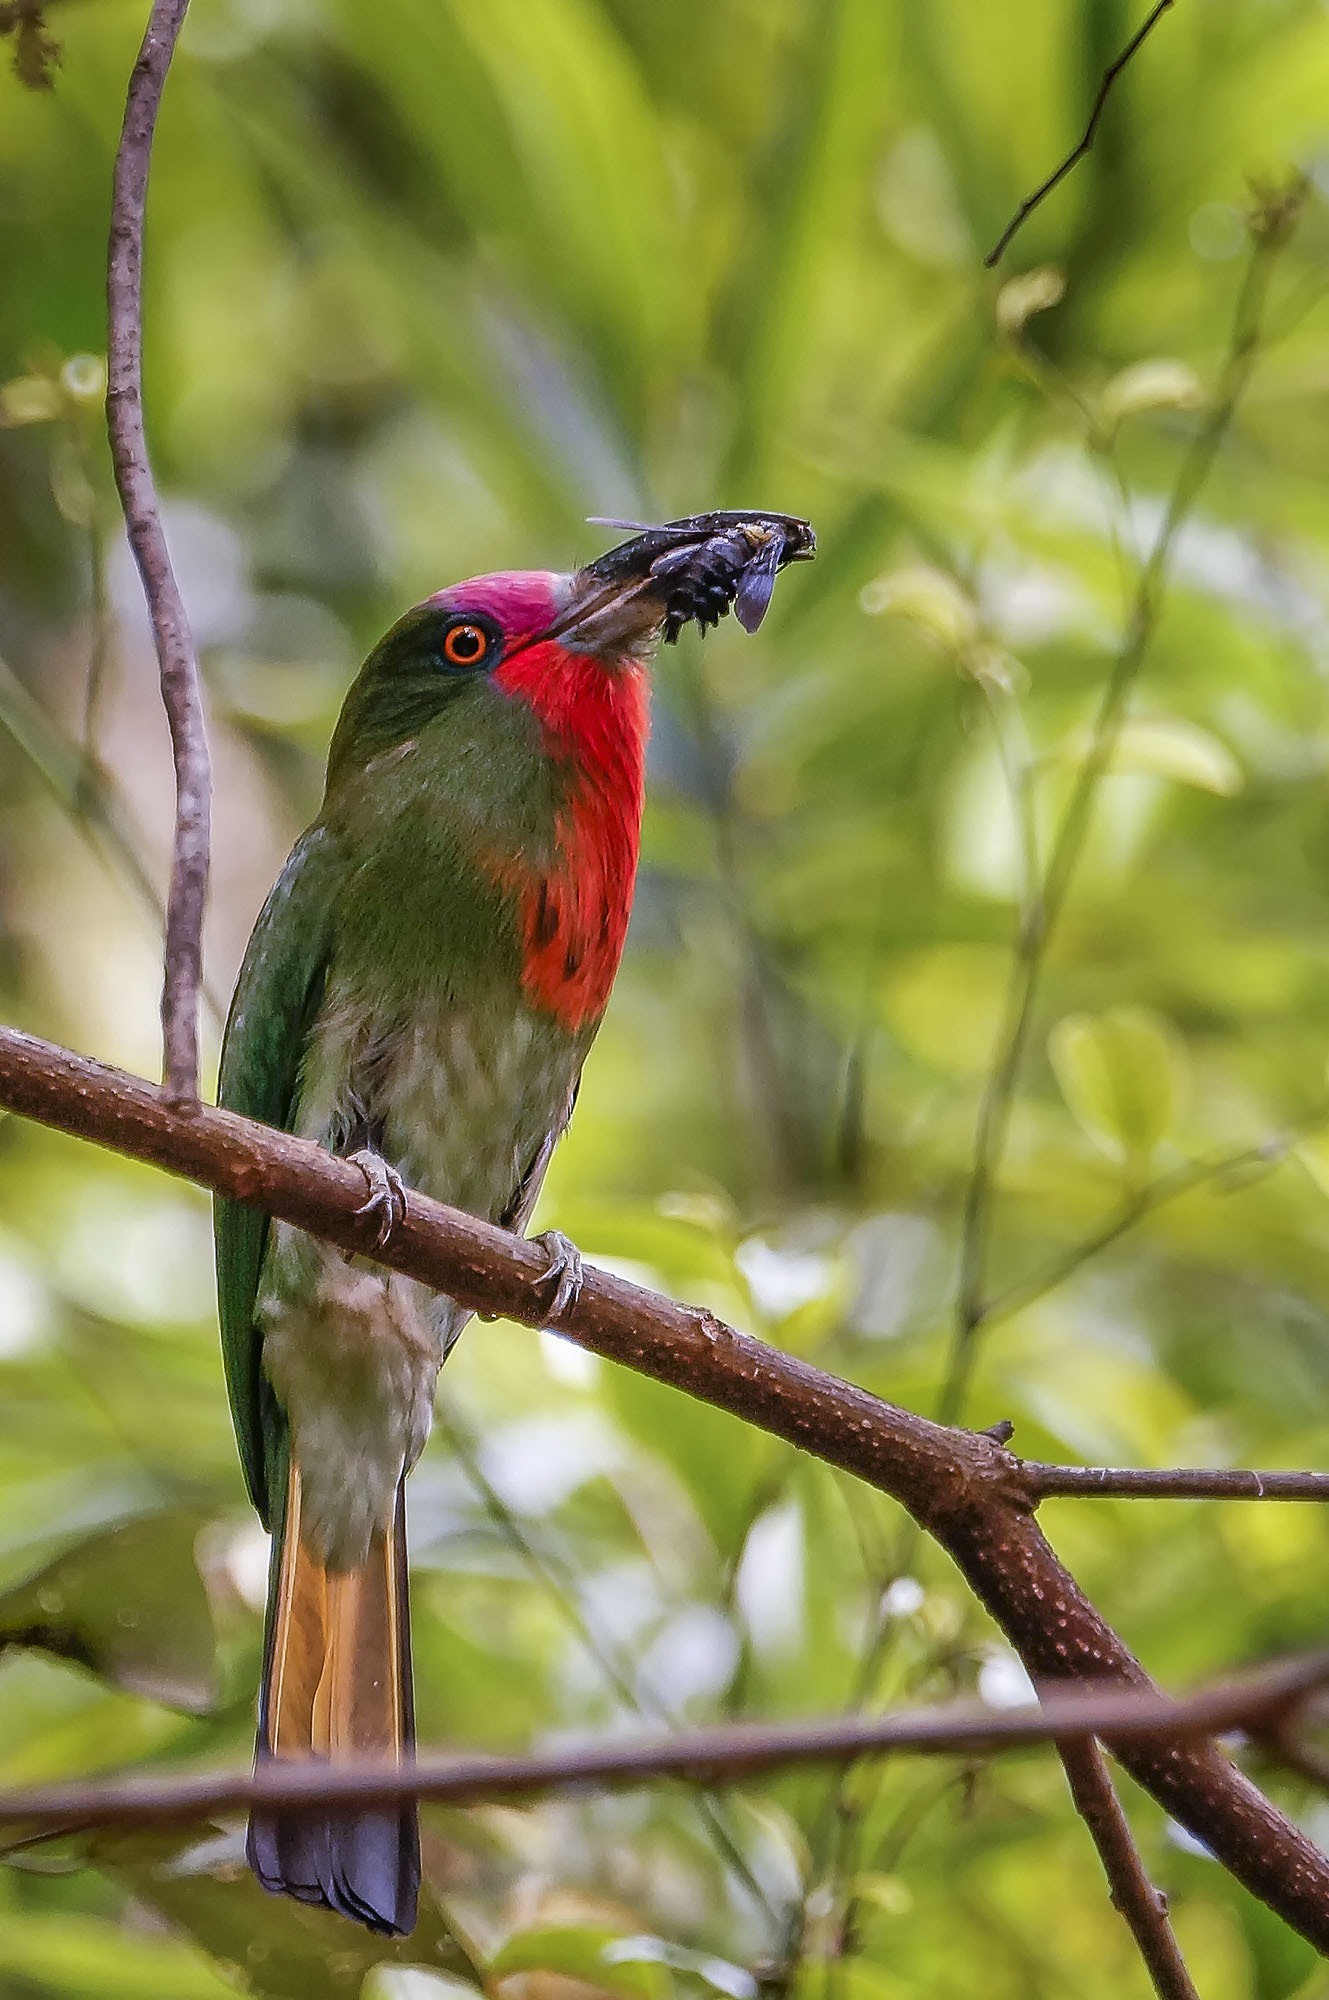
[491, 641, 650, 1032]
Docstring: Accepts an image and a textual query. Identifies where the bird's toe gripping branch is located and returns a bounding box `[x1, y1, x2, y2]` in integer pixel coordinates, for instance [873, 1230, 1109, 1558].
[348, 1150, 409, 1249]
[533, 1229, 584, 1325]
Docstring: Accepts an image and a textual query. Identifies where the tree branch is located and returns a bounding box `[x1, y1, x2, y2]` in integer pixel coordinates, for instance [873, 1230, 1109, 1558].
[1026, 1464, 1329, 1502]
[0, 1652, 1324, 1833]
[105, 0, 210, 1105]
[984, 1, 1175, 268]
[1058, 1739, 1198, 2000]
[2, 1025, 1329, 1948]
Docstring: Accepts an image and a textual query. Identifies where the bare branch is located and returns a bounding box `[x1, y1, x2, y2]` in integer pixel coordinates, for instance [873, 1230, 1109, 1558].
[105, 0, 210, 1105]
[984, 1, 1175, 268]
[1026, 1464, 1329, 1502]
[1058, 1739, 1198, 2000]
[2, 1027, 1329, 1948]
[0, 1653, 1325, 1833]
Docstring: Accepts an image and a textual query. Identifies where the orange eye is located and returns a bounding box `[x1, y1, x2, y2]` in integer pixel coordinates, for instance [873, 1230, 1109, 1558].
[442, 622, 489, 667]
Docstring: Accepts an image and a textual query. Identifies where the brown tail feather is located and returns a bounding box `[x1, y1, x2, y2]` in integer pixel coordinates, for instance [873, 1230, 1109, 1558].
[248, 1461, 419, 1934]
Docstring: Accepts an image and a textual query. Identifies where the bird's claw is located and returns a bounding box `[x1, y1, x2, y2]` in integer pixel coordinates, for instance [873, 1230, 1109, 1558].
[533, 1229, 583, 1325]
[348, 1150, 408, 1249]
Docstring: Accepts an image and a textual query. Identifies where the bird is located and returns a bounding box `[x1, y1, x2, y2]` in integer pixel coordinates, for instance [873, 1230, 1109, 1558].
[213, 512, 814, 1935]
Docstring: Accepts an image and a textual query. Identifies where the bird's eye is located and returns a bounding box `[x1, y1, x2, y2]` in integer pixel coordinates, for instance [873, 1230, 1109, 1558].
[441, 621, 490, 668]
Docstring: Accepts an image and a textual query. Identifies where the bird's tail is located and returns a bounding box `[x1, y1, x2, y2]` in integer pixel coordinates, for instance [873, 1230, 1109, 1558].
[248, 1459, 419, 1935]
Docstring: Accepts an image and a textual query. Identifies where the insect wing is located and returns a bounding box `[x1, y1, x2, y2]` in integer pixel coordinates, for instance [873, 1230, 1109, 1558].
[734, 532, 786, 633]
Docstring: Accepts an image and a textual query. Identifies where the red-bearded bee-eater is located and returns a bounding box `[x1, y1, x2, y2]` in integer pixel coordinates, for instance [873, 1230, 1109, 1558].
[214, 512, 815, 1934]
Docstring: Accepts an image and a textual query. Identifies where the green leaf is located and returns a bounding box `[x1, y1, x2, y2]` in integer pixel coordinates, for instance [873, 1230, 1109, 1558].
[859, 563, 977, 651]
[1295, 1131, 1329, 1201]
[0, 1511, 218, 1712]
[0, 374, 60, 425]
[1099, 358, 1205, 425]
[1110, 716, 1243, 796]
[489, 1925, 669, 2000]
[1047, 1006, 1185, 1173]
[96, 1826, 485, 2000]
[0, 1911, 236, 1999]
[884, 945, 1010, 1074]
[995, 265, 1065, 335]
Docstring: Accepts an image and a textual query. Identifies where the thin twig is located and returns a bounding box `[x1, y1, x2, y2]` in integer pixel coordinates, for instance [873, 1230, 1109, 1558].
[105, 0, 210, 1104]
[947, 192, 1302, 1424]
[0, 1651, 1324, 1831]
[1058, 1739, 1198, 2000]
[3, 1029, 1329, 1948]
[73, 405, 114, 770]
[984, 1, 1176, 268]
[1025, 1463, 1329, 1503]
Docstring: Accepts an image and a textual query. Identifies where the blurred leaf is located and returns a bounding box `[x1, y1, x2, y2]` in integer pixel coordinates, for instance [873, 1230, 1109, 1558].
[0, 1910, 235, 1998]
[1109, 716, 1243, 796]
[96, 1826, 485, 2000]
[884, 946, 1009, 1074]
[0, 373, 60, 425]
[1295, 1131, 1329, 1201]
[489, 1925, 668, 1999]
[0, 1511, 218, 1712]
[1047, 1006, 1186, 1175]
[859, 563, 977, 651]
[606, 1360, 775, 1558]
[994, 266, 1065, 335]
[1099, 358, 1205, 426]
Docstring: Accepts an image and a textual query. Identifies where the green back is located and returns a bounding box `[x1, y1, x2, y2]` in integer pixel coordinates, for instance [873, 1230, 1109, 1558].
[214, 827, 339, 1521]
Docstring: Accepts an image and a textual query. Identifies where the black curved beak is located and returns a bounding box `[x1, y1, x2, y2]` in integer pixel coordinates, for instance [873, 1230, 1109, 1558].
[547, 510, 816, 652]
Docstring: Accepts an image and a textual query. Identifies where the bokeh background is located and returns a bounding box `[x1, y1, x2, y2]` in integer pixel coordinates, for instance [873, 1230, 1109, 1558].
[3, 1, 1329, 1994]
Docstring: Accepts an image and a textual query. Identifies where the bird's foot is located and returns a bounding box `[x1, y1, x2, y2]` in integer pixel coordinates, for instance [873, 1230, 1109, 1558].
[348, 1150, 408, 1249]
[533, 1229, 583, 1325]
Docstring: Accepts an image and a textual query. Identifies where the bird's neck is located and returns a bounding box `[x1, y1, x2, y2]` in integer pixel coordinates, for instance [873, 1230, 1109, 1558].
[492, 642, 650, 1034]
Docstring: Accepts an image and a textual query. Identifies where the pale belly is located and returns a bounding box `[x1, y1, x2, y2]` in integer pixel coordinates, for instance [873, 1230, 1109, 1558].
[258, 982, 586, 1567]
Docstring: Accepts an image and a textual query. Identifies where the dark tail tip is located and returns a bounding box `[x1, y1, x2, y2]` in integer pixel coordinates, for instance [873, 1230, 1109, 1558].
[248, 1799, 420, 1935]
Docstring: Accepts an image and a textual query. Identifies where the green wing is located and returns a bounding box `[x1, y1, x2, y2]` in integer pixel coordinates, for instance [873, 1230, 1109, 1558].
[215, 826, 340, 1524]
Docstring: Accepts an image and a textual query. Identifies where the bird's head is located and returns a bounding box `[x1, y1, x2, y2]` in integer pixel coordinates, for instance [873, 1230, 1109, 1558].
[326, 511, 815, 779]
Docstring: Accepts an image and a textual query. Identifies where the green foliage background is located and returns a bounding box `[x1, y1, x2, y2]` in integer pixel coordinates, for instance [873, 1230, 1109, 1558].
[3, 0, 1329, 1993]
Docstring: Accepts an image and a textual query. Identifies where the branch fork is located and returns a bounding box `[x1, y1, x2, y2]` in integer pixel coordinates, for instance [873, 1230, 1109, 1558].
[1, 1023, 1328, 1957]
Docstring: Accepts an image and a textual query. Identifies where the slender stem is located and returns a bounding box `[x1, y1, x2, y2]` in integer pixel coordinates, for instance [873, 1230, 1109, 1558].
[985, 1, 1176, 267]
[0, 1651, 1324, 1831]
[1058, 1739, 1198, 2000]
[106, 0, 210, 1104]
[947, 200, 1302, 1424]
[77, 462, 114, 773]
